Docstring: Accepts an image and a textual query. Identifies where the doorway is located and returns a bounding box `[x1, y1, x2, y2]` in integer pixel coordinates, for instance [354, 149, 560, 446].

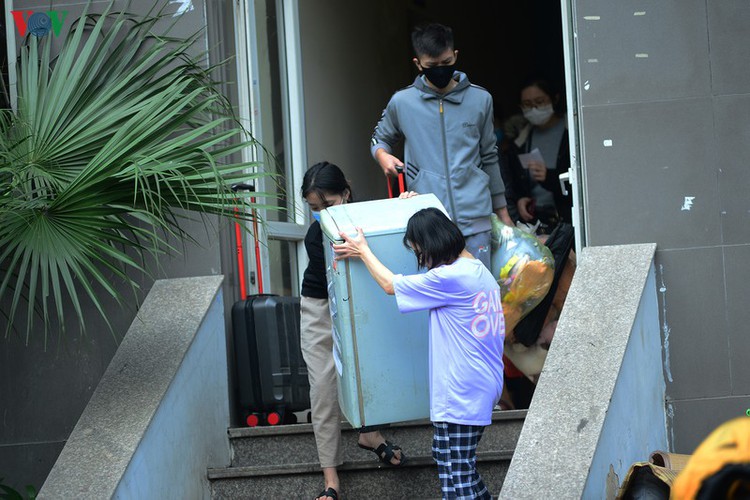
[249, 0, 583, 296]
[296, 0, 578, 228]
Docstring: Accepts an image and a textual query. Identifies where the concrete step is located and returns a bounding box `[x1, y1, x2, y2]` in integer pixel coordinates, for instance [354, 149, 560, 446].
[210, 410, 525, 498]
[209, 451, 512, 499]
[227, 410, 526, 468]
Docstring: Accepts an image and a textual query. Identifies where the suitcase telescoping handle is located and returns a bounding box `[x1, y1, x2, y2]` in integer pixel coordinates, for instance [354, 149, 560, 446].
[231, 182, 264, 297]
[386, 166, 405, 199]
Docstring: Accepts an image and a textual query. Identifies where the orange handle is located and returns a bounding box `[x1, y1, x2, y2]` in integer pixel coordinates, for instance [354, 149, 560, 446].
[387, 169, 405, 198]
[234, 208, 247, 298]
[251, 196, 263, 294]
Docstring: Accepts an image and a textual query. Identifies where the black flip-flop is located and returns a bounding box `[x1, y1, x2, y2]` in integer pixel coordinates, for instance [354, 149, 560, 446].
[358, 440, 406, 466]
[315, 486, 338, 500]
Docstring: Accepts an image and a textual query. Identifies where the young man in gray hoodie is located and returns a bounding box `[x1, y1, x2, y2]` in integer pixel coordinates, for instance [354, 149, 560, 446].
[371, 23, 513, 269]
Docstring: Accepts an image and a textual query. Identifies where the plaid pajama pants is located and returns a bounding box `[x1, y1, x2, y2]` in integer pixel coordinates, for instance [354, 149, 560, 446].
[432, 422, 492, 500]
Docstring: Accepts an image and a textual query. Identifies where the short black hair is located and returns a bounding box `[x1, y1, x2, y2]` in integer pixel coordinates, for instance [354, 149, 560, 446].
[403, 208, 465, 270]
[411, 23, 454, 58]
[301, 161, 353, 202]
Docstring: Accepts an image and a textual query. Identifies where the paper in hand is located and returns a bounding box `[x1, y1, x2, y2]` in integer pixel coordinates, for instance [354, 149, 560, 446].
[517, 148, 545, 170]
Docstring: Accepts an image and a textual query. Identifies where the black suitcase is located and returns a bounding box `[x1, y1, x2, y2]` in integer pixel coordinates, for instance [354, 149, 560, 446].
[232, 294, 310, 426]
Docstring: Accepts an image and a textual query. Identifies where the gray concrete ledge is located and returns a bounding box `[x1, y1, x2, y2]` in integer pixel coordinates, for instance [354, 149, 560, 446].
[38, 276, 230, 499]
[500, 243, 666, 499]
[227, 409, 527, 438]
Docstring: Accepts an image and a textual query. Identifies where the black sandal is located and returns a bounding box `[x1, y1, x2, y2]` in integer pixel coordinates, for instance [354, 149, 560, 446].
[358, 440, 406, 466]
[315, 487, 338, 500]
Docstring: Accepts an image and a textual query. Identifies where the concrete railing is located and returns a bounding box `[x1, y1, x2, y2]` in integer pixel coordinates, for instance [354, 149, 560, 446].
[500, 243, 667, 499]
[38, 276, 231, 499]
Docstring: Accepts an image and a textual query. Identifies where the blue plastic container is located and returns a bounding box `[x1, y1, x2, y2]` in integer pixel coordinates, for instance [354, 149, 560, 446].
[320, 194, 448, 427]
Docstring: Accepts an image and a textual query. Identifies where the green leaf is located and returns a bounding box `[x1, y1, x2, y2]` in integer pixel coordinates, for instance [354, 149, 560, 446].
[1, 1, 279, 342]
[0, 483, 24, 500]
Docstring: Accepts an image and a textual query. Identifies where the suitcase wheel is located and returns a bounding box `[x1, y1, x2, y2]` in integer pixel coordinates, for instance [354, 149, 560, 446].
[267, 411, 281, 425]
[245, 409, 299, 426]
[246, 413, 260, 427]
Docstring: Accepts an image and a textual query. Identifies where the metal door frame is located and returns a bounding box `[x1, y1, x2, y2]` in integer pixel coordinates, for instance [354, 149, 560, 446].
[234, 0, 308, 295]
[561, 0, 587, 253]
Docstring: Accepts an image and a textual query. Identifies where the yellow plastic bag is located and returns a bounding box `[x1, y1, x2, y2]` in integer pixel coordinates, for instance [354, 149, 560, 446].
[490, 215, 554, 332]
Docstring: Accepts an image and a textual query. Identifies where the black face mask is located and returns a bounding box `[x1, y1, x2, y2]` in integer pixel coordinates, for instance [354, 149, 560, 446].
[422, 64, 456, 89]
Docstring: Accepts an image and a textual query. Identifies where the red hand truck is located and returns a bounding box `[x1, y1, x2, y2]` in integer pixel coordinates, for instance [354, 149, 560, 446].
[231, 183, 264, 297]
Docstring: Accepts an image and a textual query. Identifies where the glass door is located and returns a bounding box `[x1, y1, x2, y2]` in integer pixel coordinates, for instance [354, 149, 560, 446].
[235, 0, 307, 296]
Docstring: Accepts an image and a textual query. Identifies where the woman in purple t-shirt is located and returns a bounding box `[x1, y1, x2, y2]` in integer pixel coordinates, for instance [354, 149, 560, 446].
[334, 206, 505, 500]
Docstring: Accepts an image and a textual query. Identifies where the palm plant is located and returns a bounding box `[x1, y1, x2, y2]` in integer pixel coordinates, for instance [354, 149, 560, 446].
[0, 3, 274, 342]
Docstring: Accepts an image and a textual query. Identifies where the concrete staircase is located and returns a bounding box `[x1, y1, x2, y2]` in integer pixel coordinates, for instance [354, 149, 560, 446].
[209, 409, 526, 499]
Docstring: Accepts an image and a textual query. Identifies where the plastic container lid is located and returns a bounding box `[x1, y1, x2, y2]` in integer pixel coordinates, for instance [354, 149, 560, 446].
[320, 193, 447, 242]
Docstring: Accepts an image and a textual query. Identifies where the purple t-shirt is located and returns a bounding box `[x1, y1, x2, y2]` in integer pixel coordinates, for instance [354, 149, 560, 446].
[393, 257, 505, 425]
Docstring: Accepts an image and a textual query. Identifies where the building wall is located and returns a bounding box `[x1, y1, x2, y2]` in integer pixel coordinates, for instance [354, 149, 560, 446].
[572, 0, 750, 452]
[298, 0, 412, 202]
[0, 0, 240, 492]
[38, 277, 230, 500]
[500, 244, 665, 500]
[583, 265, 667, 498]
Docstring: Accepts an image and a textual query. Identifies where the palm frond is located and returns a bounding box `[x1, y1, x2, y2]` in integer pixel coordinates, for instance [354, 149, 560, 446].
[0, 2, 278, 342]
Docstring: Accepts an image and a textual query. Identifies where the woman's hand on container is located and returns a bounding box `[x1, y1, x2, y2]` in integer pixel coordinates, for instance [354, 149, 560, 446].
[334, 228, 396, 294]
[333, 227, 369, 260]
[398, 191, 419, 199]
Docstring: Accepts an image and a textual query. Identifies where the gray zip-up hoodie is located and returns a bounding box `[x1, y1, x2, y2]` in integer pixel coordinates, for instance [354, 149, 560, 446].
[371, 71, 507, 236]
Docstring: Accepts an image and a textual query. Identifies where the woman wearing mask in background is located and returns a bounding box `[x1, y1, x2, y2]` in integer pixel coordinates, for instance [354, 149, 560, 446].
[506, 78, 572, 233]
[300, 161, 405, 500]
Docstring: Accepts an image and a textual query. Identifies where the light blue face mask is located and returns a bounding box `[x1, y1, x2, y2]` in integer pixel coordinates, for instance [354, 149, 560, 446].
[311, 211, 321, 222]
